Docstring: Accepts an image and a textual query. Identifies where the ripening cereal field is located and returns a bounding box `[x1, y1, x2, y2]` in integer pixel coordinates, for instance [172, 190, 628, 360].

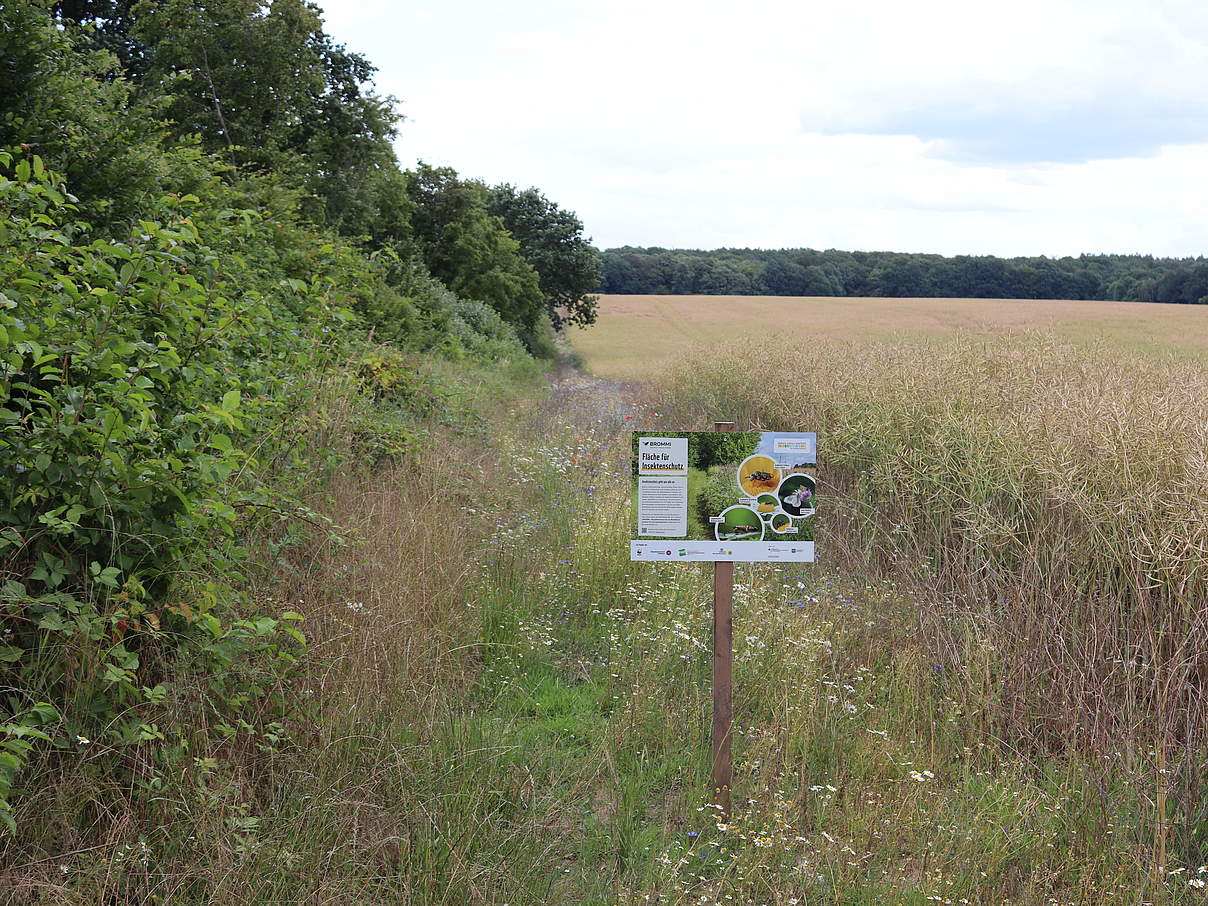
[563, 299, 1208, 904]
[573, 294, 1208, 378]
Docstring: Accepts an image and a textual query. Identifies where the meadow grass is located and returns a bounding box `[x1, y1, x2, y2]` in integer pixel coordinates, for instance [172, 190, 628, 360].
[5, 335, 1207, 903]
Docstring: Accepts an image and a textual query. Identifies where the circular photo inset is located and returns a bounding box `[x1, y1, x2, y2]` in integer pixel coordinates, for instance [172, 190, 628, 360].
[714, 505, 765, 541]
[770, 513, 792, 533]
[756, 493, 779, 514]
[737, 455, 781, 497]
[777, 473, 816, 516]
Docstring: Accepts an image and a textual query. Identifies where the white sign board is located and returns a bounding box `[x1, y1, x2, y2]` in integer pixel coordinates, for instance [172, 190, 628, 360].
[630, 431, 816, 563]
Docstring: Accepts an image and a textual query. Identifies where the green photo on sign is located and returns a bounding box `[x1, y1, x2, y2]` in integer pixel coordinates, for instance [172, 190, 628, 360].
[630, 431, 816, 563]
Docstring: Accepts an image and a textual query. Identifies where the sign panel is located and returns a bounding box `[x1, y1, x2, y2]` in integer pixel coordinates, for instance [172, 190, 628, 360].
[637, 436, 689, 476]
[630, 431, 816, 563]
[636, 476, 688, 536]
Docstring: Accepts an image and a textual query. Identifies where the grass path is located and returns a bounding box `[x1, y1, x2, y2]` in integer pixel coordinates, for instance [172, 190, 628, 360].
[366, 367, 1199, 904]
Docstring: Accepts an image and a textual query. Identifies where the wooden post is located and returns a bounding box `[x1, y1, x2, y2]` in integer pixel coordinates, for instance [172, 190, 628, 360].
[712, 420, 735, 816]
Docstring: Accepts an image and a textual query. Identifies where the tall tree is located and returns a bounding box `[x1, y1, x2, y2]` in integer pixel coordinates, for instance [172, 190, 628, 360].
[2, 0, 206, 228]
[52, 0, 151, 75]
[407, 164, 544, 330]
[483, 184, 601, 330]
[94, 0, 409, 240]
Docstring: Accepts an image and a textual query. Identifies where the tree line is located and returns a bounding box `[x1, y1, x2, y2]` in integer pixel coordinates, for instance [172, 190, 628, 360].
[600, 247, 1208, 304]
[5, 0, 602, 352]
[0, 0, 601, 834]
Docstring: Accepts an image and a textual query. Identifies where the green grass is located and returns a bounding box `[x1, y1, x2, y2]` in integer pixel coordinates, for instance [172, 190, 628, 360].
[687, 466, 709, 537]
[8, 341, 1207, 904]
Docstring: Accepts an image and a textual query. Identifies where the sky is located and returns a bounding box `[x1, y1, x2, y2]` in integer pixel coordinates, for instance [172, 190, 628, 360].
[318, 0, 1208, 258]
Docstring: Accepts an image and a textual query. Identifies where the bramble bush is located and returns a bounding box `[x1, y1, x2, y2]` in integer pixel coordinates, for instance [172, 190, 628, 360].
[0, 150, 532, 832]
[0, 150, 334, 828]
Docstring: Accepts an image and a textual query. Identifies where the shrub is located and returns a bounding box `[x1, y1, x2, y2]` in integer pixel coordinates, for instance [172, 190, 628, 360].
[449, 298, 528, 360]
[0, 151, 365, 826]
[696, 465, 742, 526]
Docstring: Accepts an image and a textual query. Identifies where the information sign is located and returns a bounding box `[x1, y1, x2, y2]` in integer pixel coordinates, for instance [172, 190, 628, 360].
[629, 431, 816, 562]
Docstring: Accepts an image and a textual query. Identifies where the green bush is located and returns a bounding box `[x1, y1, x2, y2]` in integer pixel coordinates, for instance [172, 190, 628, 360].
[450, 298, 528, 360]
[0, 151, 382, 827]
[516, 311, 560, 360]
[696, 465, 742, 525]
[695, 431, 759, 470]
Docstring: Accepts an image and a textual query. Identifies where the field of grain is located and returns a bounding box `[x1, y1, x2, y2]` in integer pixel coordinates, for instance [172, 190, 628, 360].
[573, 294, 1208, 377]
[563, 297, 1208, 902]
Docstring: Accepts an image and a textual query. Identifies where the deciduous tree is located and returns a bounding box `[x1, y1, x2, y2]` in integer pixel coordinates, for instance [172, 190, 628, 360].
[484, 184, 602, 329]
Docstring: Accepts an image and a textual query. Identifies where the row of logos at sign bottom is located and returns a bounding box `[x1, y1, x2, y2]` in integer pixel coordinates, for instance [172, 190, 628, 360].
[630, 541, 816, 563]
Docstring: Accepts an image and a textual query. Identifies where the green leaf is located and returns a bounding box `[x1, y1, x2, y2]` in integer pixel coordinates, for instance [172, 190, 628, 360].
[94, 567, 121, 589]
[29, 703, 59, 726]
[37, 611, 68, 632]
[102, 663, 133, 685]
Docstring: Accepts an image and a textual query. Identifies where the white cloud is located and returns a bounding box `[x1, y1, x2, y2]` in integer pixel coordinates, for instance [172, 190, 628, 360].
[317, 0, 1208, 256]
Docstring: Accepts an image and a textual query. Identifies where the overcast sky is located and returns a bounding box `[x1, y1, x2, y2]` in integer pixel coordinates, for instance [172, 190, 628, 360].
[319, 0, 1208, 257]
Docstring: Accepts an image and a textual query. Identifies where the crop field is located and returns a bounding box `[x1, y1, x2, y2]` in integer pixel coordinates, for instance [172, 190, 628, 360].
[573, 294, 1208, 378]
[555, 299, 1208, 903]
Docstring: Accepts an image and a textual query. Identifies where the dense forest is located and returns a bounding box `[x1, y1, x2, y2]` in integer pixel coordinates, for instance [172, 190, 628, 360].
[600, 246, 1208, 303]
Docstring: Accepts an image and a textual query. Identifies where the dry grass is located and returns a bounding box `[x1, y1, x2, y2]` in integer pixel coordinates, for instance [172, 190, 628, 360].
[652, 334, 1208, 880]
[8, 331, 1207, 902]
[574, 294, 1208, 378]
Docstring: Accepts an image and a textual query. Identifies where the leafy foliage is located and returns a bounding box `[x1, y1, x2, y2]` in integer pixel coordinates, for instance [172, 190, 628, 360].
[600, 246, 1208, 304]
[1, 0, 211, 229]
[485, 183, 602, 329]
[407, 164, 545, 332]
[695, 432, 759, 470]
[0, 0, 595, 839]
[0, 149, 362, 804]
[0, 148, 527, 829]
[693, 467, 741, 531]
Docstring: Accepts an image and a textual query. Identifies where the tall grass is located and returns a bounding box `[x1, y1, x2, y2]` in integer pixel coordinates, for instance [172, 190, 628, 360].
[657, 333, 1208, 869]
[6, 338, 1205, 903]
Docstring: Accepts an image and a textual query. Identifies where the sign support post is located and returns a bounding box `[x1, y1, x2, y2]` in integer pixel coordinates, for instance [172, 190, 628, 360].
[711, 420, 735, 816]
[630, 425, 816, 815]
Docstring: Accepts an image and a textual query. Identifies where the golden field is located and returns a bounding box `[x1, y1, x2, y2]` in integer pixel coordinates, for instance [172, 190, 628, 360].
[565, 294, 1208, 901]
[573, 293, 1208, 377]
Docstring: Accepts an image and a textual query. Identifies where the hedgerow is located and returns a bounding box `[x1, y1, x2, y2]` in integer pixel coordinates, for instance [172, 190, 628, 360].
[0, 149, 528, 832]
